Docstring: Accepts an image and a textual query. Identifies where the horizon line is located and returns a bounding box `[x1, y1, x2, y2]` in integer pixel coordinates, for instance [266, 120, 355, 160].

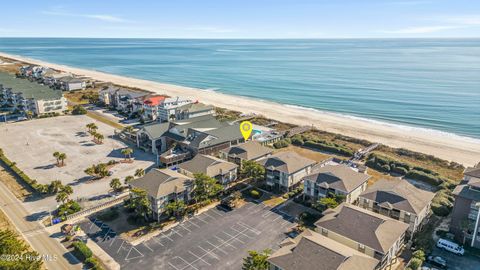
[1, 36, 480, 40]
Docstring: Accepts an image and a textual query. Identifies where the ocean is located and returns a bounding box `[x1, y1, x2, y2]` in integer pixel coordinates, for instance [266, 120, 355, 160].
[0, 38, 479, 139]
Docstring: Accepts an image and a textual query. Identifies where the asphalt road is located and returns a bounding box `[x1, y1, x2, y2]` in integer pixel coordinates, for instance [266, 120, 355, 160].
[0, 180, 81, 270]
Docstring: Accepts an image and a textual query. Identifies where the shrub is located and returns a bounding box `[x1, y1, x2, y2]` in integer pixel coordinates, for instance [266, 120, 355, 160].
[291, 135, 304, 145]
[72, 105, 87, 115]
[250, 189, 261, 199]
[406, 170, 442, 186]
[96, 209, 119, 222]
[273, 139, 290, 149]
[72, 241, 92, 260]
[392, 166, 408, 175]
[407, 258, 422, 270]
[412, 249, 425, 261]
[381, 164, 390, 172]
[303, 141, 354, 157]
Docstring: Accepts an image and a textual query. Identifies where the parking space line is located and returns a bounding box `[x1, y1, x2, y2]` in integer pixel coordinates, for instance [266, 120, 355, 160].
[188, 251, 211, 265]
[273, 215, 283, 222]
[195, 215, 209, 224]
[176, 256, 199, 270]
[197, 245, 221, 259]
[89, 218, 98, 229]
[230, 226, 254, 239]
[109, 237, 118, 247]
[152, 236, 165, 246]
[202, 212, 216, 220]
[222, 231, 245, 244]
[186, 219, 201, 228]
[205, 241, 228, 255]
[161, 233, 174, 242]
[237, 221, 262, 235]
[214, 235, 236, 249]
[171, 228, 183, 237]
[168, 262, 182, 270]
[117, 240, 125, 253]
[143, 242, 154, 252]
[125, 246, 144, 261]
[210, 210, 224, 216]
[180, 224, 192, 233]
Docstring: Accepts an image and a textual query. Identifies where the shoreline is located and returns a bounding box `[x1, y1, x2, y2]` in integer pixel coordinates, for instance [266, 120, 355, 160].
[1, 51, 479, 166]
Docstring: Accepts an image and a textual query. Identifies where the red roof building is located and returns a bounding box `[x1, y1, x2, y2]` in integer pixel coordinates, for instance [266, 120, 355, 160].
[144, 95, 167, 106]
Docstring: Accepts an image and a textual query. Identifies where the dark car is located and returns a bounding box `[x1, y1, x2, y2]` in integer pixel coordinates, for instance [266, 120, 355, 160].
[427, 256, 447, 268]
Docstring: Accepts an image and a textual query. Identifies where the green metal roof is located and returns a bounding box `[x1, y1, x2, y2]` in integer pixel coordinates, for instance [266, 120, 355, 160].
[0, 72, 63, 100]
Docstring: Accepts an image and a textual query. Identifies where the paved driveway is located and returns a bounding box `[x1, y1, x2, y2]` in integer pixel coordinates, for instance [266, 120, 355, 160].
[79, 202, 295, 270]
[427, 246, 480, 270]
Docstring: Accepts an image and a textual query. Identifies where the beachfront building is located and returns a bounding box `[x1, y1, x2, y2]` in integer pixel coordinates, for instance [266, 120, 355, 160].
[0, 72, 67, 116]
[315, 204, 409, 270]
[450, 163, 480, 248]
[302, 164, 370, 204]
[99, 85, 149, 113]
[155, 97, 192, 122]
[268, 229, 380, 270]
[358, 179, 435, 234]
[142, 95, 167, 120]
[142, 96, 214, 123]
[137, 115, 244, 164]
[42, 72, 72, 87]
[56, 75, 86, 91]
[257, 152, 316, 192]
[129, 169, 193, 222]
[178, 154, 238, 185]
[219, 141, 274, 166]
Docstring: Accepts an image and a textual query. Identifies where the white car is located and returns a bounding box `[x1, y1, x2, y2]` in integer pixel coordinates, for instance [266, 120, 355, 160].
[437, 238, 465, 255]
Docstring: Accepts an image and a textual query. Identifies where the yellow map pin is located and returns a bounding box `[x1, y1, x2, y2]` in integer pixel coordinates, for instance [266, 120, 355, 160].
[240, 121, 253, 141]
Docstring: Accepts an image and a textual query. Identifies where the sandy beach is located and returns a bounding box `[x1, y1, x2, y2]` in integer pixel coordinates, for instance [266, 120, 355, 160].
[1, 52, 479, 166]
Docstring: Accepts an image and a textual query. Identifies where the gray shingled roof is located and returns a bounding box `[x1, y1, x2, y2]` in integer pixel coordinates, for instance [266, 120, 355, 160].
[179, 154, 237, 177]
[360, 179, 435, 214]
[0, 72, 63, 100]
[465, 164, 480, 179]
[304, 164, 370, 193]
[258, 152, 316, 174]
[142, 122, 172, 140]
[315, 204, 409, 253]
[268, 230, 379, 270]
[220, 141, 273, 161]
[178, 102, 213, 113]
[130, 169, 193, 199]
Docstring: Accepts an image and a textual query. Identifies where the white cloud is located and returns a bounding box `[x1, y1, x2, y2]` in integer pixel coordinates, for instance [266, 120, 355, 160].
[382, 25, 461, 34]
[442, 15, 480, 25]
[183, 26, 236, 34]
[42, 10, 128, 23]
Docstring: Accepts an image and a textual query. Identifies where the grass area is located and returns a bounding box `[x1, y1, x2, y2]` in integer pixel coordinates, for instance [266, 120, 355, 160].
[371, 146, 464, 184]
[86, 111, 124, 129]
[0, 163, 33, 199]
[275, 144, 334, 162]
[263, 196, 287, 207]
[63, 89, 100, 105]
[367, 167, 399, 186]
[301, 130, 369, 152]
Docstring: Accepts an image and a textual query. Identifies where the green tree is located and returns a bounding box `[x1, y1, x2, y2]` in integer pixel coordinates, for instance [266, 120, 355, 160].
[123, 126, 134, 133]
[72, 105, 87, 115]
[124, 175, 134, 185]
[129, 188, 152, 220]
[86, 123, 97, 133]
[48, 180, 63, 194]
[242, 249, 271, 270]
[165, 200, 186, 219]
[53, 151, 60, 165]
[134, 168, 145, 177]
[121, 148, 133, 160]
[314, 197, 339, 211]
[58, 152, 67, 166]
[55, 191, 69, 204]
[61, 185, 73, 196]
[110, 178, 122, 192]
[0, 230, 43, 269]
[193, 173, 223, 203]
[241, 160, 265, 181]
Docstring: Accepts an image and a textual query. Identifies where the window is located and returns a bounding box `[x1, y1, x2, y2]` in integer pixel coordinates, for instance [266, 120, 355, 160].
[358, 243, 366, 253]
[404, 212, 411, 223]
[321, 228, 328, 236]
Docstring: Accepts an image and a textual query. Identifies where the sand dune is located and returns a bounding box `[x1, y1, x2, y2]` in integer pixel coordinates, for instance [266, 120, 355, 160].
[1, 52, 479, 166]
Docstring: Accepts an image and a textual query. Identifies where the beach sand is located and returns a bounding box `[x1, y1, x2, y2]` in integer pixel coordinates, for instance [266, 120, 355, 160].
[1, 52, 479, 166]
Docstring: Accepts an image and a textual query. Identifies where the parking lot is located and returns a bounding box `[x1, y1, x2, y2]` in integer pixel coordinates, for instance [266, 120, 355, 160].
[0, 115, 155, 203]
[79, 201, 295, 270]
[427, 246, 480, 270]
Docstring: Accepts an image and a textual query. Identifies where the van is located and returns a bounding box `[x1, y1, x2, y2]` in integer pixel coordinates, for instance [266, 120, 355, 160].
[436, 238, 465, 255]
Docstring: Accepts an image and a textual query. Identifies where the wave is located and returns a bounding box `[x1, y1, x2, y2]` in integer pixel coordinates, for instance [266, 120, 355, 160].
[283, 104, 480, 144]
[201, 87, 220, 92]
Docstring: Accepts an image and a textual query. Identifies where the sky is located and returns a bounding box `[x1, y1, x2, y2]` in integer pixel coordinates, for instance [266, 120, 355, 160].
[0, 0, 479, 38]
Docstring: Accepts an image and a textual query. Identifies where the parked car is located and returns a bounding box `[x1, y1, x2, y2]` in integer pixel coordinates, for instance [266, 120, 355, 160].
[436, 238, 465, 255]
[427, 256, 447, 268]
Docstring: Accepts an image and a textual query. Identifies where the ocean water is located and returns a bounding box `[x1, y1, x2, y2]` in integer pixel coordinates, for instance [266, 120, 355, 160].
[0, 38, 479, 139]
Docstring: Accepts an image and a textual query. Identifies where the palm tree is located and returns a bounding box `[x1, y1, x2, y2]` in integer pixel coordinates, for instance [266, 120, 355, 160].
[121, 148, 133, 160]
[124, 175, 134, 185]
[110, 178, 122, 192]
[25, 111, 33, 120]
[96, 133, 104, 144]
[61, 185, 73, 196]
[134, 168, 145, 177]
[86, 123, 98, 133]
[55, 192, 68, 204]
[53, 151, 60, 166]
[123, 126, 134, 134]
[58, 153, 67, 166]
[48, 180, 63, 194]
